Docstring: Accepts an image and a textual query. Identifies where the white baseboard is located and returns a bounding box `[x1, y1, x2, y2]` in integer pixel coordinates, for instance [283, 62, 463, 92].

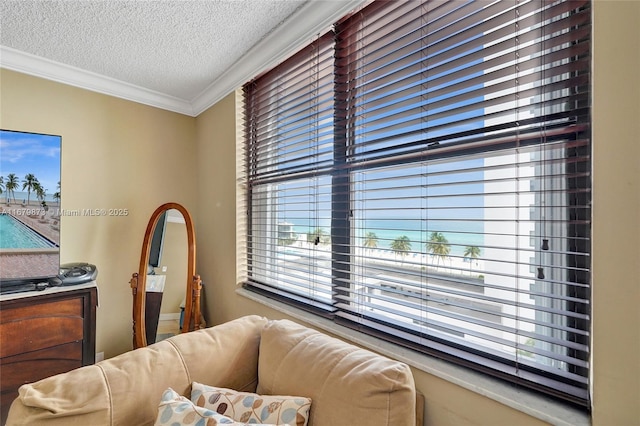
[159, 312, 181, 321]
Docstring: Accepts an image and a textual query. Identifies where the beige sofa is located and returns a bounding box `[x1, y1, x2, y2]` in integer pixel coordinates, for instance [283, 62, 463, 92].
[6, 315, 419, 425]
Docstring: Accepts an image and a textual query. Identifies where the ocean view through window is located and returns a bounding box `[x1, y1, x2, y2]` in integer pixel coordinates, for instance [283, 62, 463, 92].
[241, 0, 591, 406]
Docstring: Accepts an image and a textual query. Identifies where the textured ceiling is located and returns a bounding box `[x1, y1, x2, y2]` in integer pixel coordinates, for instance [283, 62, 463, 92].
[0, 0, 362, 115]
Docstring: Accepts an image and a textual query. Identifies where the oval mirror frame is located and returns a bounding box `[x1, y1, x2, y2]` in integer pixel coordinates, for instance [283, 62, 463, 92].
[130, 202, 202, 348]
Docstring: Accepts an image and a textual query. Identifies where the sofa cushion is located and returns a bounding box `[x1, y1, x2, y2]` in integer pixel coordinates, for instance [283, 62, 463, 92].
[191, 382, 311, 426]
[257, 319, 416, 426]
[168, 315, 267, 393]
[6, 315, 268, 426]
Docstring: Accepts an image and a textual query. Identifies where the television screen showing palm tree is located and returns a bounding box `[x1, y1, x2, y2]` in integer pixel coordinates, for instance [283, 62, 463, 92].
[0, 129, 61, 283]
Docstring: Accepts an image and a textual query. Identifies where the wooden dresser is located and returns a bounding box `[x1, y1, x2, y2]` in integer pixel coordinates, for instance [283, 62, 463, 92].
[0, 283, 98, 424]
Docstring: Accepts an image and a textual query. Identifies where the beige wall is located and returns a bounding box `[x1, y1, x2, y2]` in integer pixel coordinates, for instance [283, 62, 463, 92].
[1, 1, 637, 424]
[0, 69, 198, 358]
[194, 93, 248, 323]
[590, 1, 640, 424]
[194, 3, 640, 425]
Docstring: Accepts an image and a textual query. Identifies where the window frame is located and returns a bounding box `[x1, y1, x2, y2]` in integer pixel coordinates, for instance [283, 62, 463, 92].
[241, 0, 591, 408]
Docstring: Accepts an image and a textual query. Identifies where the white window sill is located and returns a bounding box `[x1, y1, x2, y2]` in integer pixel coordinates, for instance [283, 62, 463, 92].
[236, 287, 590, 426]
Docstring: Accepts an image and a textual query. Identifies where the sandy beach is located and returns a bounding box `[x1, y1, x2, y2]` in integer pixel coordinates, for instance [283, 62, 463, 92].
[356, 247, 484, 277]
[287, 236, 484, 279]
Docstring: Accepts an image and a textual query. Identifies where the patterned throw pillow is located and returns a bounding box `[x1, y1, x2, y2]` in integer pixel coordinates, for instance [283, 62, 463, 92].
[191, 382, 311, 426]
[155, 388, 286, 426]
[155, 388, 239, 425]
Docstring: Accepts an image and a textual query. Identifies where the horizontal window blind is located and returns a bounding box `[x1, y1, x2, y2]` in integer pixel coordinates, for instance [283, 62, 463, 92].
[243, 33, 337, 312]
[243, 0, 591, 406]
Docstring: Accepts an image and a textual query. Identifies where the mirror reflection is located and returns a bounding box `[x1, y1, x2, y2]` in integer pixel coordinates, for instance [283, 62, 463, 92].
[130, 202, 201, 349]
[145, 209, 188, 344]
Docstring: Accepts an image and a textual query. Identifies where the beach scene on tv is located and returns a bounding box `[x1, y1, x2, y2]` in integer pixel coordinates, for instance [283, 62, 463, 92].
[0, 130, 61, 280]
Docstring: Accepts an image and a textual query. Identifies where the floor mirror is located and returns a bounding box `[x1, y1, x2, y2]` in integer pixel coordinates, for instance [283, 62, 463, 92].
[129, 202, 202, 348]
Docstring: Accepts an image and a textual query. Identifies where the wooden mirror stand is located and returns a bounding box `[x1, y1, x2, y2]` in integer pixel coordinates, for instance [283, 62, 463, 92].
[129, 202, 202, 348]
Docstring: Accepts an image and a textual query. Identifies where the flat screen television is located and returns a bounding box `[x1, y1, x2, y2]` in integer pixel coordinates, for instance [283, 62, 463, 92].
[0, 129, 61, 293]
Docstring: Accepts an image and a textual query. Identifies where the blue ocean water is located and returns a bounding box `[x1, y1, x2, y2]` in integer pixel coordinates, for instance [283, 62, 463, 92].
[282, 218, 483, 257]
[4, 190, 58, 204]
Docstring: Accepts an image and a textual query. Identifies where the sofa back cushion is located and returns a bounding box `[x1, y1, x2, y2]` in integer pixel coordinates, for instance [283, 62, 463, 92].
[6, 315, 268, 426]
[257, 319, 416, 426]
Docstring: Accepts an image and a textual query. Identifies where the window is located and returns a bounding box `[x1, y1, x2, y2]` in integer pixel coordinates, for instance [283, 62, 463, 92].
[241, 0, 591, 406]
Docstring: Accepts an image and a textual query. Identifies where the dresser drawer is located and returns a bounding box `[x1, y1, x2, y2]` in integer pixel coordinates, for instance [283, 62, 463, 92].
[0, 285, 98, 426]
[0, 342, 83, 390]
[0, 297, 83, 322]
[0, 297, 84, 358]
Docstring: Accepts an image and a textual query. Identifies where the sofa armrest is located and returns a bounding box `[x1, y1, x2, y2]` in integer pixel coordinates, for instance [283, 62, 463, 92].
[257, 319, 417, 426]
[6, 315, 267, 425]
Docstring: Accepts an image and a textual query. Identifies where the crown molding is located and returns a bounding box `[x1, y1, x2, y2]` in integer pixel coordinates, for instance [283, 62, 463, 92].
[0, 0, 367, 118]
[190, 0, 366, 116]
[0, 46, 196, 116]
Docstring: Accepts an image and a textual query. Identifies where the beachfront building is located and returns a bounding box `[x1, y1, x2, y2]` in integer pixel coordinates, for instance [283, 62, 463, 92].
[481, 12, 590, 385]
[276, 222, 296, 245]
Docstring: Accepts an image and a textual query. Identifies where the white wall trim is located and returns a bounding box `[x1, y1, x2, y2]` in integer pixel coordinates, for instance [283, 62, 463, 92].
[159, 312, 181, 321]
[0, 0, 366, 117]
[190, 0, 366, 116]
[0, 46, 195, 116]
